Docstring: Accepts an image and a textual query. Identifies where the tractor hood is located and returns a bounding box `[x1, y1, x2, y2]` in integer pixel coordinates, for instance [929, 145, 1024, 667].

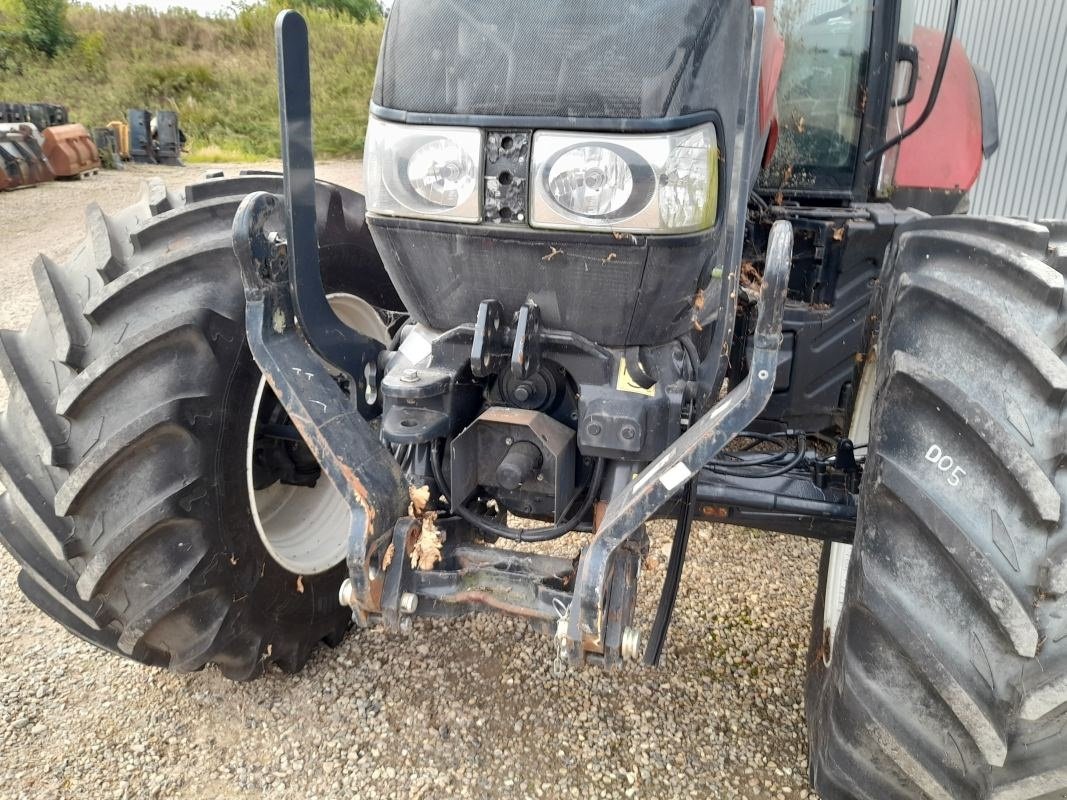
[365, 0, 754, 349]
[372, 0, 745, 123]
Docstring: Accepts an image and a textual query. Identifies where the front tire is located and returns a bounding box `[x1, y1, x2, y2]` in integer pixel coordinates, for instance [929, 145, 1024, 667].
[0, 174, 398, 680]
[806, 216, 1067, 799]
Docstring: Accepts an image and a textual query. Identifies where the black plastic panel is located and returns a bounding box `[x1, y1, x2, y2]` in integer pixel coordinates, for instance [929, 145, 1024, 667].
[748, 204, 925, 432]
[483, 130, 530, 225]
[368, 217, 719, 347]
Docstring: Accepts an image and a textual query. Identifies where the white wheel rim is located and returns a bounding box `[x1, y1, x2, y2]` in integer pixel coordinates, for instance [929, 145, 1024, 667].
[246, 293, 390, 575]
[822, 346, 876, 661]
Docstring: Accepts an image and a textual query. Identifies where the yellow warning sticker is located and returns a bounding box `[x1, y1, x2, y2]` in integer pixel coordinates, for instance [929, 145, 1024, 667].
[617, 357, 656, 397]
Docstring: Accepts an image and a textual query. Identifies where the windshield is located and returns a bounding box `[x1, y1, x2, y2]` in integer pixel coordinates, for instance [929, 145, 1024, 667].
[760, 0, 875, 195]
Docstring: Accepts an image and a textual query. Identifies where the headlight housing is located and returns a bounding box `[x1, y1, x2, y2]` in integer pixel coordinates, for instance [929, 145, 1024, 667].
[530, 124, 718, 234]
[364, 116, 483, 222]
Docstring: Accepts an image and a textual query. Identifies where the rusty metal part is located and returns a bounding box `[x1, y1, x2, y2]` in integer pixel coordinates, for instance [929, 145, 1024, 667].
[391, 532, 577, 635]
[0, 123, 54, 191]
[41, 124, 101, 178]
[565, 220, 793, 666]
[234, 190, 410, 626]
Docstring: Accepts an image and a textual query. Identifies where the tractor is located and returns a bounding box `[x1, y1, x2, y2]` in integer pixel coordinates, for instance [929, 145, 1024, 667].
[1, 1, 1065, 797]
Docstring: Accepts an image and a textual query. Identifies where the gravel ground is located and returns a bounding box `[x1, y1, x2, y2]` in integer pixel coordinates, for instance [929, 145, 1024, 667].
[0, 163, 822, 800]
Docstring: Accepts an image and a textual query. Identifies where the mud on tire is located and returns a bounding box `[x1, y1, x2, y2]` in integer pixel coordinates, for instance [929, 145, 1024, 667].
[0, 174, 399, 680]
[806, 216, 1067, 799]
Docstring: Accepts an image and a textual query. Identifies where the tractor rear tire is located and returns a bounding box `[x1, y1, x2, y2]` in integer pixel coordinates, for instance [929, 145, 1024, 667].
[0, 174, 398, 680]
[806, 216, 1067, 798]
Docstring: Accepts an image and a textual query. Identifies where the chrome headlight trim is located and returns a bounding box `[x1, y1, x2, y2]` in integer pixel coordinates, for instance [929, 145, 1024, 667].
[364, 116, 484, 223]
[530, 124, 719, 234]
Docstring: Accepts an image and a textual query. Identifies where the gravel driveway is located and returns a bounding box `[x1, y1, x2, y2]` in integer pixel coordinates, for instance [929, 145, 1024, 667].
[0, 163, 821, 800]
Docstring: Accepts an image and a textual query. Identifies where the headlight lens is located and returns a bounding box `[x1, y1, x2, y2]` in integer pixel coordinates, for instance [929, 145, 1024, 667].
[546, 146, 634, 217]
[364, 116, 483, 222]
[531, 124, 718, 234]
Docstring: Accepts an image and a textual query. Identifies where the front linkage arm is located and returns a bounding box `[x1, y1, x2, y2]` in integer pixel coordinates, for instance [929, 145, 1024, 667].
[565, 220, 793, 666]
[234, 9, 794, 668]
[232, 11, 411, 625]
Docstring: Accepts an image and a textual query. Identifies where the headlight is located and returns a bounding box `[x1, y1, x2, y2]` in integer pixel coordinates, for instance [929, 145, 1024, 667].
[364, 116, 483, 222]
[530, 124, 718, 234]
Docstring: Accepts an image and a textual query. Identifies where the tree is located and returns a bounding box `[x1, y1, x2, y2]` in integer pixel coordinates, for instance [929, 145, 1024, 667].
[19, 0, 73, 58]
[297, 0, 382, 23]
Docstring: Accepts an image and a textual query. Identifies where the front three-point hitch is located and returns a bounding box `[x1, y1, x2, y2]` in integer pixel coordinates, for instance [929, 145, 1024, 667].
[233, 11, 810, 669]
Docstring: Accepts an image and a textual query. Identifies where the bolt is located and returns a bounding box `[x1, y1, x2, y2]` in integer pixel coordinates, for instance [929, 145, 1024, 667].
[536, 473, 544, 482]
[505, 436, 514, 446]
[338, 579, 356, 608]
[757, 369, 770, 381]
[400, 368, 419, 383]
[513, 384, 532, 403]
[400, 592, 419, 614]
[587, 422, 603, 437]
[621, 627, 642, 662]
[621, 425, 636, 441]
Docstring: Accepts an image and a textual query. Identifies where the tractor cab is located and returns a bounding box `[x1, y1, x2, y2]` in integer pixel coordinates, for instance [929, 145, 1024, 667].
[764, 0, 996, 208]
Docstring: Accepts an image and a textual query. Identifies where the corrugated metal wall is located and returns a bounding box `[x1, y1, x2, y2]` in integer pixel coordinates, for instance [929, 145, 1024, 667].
[913, 0, 1067, 218]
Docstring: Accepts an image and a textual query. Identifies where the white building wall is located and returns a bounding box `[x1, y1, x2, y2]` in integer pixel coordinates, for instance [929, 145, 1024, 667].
[914, 0, 1067, 218]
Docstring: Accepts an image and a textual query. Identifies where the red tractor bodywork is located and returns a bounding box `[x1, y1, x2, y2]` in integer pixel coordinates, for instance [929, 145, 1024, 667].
[893, 27, 987, 204]
[752, 0, 786, 166]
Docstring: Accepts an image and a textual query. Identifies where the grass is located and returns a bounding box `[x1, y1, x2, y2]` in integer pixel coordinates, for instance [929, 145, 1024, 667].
[0, 2, 384, 160]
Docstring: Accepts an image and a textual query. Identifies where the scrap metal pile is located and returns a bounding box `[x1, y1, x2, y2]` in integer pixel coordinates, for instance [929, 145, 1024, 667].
[0, 103, 186, 192]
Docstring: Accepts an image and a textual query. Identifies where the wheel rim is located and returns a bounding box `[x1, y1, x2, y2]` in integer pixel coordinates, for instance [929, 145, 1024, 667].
[246, 293, 390, 575]
[822, 346, 876, 661]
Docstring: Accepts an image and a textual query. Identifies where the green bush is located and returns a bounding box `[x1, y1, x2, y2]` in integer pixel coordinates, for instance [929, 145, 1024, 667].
[75, 30, 106, 77]
[133, 63, 219, 102]
[294, 0, 382, 23]
[19, 0, 74, 58]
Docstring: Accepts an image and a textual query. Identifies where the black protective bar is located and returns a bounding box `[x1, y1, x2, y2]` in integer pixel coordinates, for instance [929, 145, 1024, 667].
[275, 10, 384, 418]
[230, 12, 410, 625]
[233, 191, 409, 625]
[642, 476, 698, 666]
[566, 219, 793, 665]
